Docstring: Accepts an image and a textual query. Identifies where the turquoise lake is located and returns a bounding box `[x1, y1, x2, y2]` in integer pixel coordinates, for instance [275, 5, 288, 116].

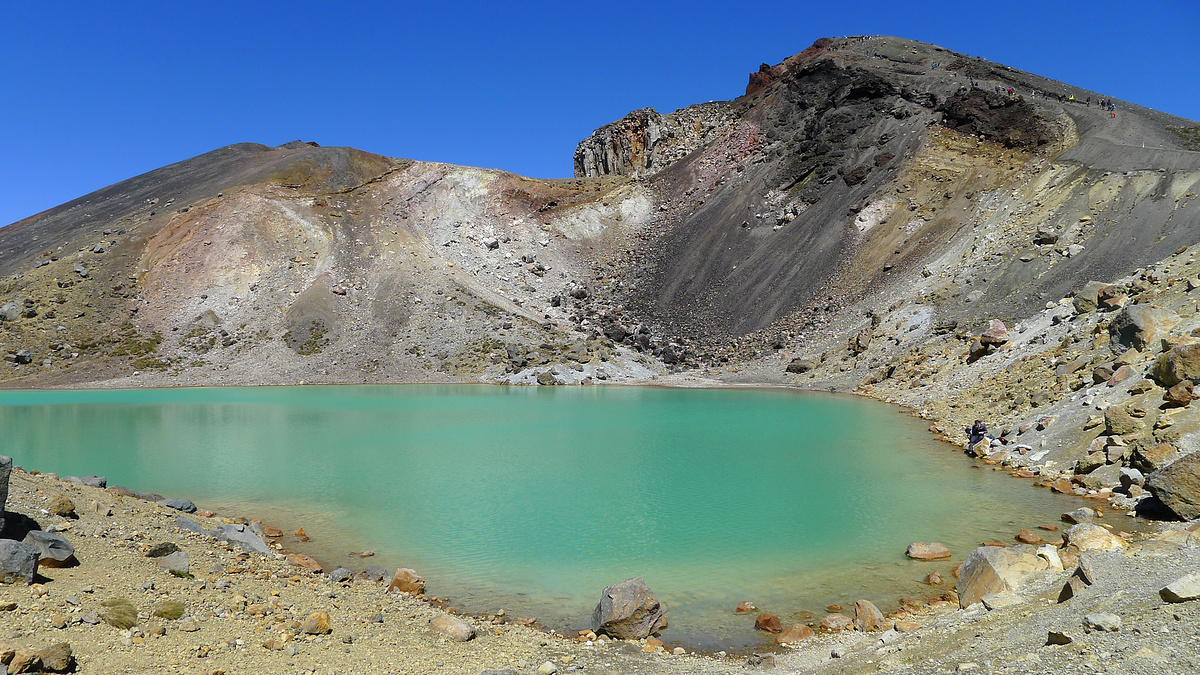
[0, 385, 1082, 648]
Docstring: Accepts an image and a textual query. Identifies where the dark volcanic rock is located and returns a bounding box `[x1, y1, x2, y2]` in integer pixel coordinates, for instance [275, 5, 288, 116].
[0, 539, 40, 584]
[591, 577, 667, 639]
[23, 530, 76, 567]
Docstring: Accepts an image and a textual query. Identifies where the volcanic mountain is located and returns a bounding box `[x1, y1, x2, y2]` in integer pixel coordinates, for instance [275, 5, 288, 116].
[1, 35, 1198, 401]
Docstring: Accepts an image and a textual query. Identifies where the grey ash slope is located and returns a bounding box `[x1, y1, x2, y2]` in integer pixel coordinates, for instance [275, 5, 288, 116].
[574, 36, 1200, 344]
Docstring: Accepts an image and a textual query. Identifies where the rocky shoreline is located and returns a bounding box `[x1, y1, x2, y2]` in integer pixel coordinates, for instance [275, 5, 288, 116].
[3, 396, 1200, 675]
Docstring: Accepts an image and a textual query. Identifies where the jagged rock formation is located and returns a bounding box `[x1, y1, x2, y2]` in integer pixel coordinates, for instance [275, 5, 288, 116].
[573, 103, 734, 178]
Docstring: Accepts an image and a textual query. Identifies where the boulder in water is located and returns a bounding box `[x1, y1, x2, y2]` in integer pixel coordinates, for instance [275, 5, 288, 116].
[591, 577, 667, 639]
[905, 542, 951, 560]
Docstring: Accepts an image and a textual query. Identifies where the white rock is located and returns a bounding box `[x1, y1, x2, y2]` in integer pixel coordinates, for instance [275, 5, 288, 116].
[537, 661, 558, 675]
[1036, 544, 1064, 571]
[1160, 573, 1200, 603]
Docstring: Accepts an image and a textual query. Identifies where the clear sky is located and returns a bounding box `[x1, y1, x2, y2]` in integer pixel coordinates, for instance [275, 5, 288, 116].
[3, 0, 1197, 227]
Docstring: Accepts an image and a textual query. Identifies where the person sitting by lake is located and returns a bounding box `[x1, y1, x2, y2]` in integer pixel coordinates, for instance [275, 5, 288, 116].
[967, 419, 989, 448]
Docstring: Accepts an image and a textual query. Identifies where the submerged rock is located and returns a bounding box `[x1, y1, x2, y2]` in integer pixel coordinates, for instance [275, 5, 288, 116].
[591, 577, 667, 639]
[906, 542, 951, 560]
[754, 613, 782, 633]
[210, 523, 273, 556]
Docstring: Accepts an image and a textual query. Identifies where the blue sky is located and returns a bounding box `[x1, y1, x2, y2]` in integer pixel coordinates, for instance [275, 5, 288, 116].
[3, 1, 1197, 227]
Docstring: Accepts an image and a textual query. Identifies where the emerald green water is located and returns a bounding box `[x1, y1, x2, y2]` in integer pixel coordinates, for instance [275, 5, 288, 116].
[0, 385, 1081, 648]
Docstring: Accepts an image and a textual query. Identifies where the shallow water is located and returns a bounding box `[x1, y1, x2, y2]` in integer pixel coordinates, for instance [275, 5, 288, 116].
[0, 385, 1083, 648]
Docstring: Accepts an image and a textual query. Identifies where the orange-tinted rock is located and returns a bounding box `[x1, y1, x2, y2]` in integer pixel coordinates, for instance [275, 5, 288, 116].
[1164, 382, 1194, 407]
[923, 571, 943, 585]
[262, 525, 284, 538]
[1016, 528, 1045, 545]
[286, 553, 322, 572]
[854, 599, 885, 632]
[301, 611, 332, 635]
[387, 568, 426, 595]
[982, 541, 1006, 547]
[905, 542, 951, 560]
[295, 528, 311, 542]
[754, 613, 782, 633]
[825, 604, 843, 612]
[819, 613, 853, 632]
[735, 601, 757, 613]
[893, 619, 921, 632]
[776, 623, 814, 644]
[1038, 524, 1059, 531]
[1051, 479, 1075, 494]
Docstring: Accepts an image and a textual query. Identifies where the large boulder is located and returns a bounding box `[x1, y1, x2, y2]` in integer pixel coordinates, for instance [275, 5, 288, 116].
[1146, 452, 1200, 520]
[22, 531, 76, 567]
[0, 539, 40, 584]
[1152, 344, 1200, 388]
[1109, 305, 1179, 353]
[1103, 407, 1144, 437]
[1063, 523, 1128, 551]
[1073, 282, 1112, 313]
[591, 577, 667, 639]
[955, 546, 1049, 608]
[0, 454, 10, 532]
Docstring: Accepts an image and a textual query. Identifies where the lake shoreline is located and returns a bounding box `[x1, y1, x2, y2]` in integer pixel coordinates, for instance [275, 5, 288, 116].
[2, 381, 1198, 673]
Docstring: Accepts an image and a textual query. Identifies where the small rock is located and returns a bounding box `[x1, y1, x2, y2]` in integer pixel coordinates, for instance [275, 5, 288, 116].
[178, 617, 200, 632]
[301, 611, 332, 635]
[923, 571, 943, 585]
[854, 599, 885, 631]
[905, 542, 951, 560]
[286, 553, 322, 572]
[158, 498, 197, 513]
[430, 615, 476, 642]
[145, 542, 181, 558]
[735, 601, 757, 613]
[754, 613, 782, 633]
[386, 568, 426, 594]
[1047, 630, 1074, 645]
[1061, 507, 1095, 524]
[536, 661, 558, 675]
[329, 567, 353, 583]
[776, 623, 814, 644]
[1015, 528, 1044, 545]
[47, 493, 76, 518]
[820, 613, 853, 631]
[156, 551, 190, 577]
[1083, 612, 1122, 632]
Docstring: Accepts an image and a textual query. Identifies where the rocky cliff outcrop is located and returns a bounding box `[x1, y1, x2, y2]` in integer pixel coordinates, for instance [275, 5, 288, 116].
[573, 103, 733, 178]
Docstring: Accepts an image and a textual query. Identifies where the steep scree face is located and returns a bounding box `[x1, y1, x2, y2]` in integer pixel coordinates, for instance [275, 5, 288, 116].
[580, 36, 1199, 356]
